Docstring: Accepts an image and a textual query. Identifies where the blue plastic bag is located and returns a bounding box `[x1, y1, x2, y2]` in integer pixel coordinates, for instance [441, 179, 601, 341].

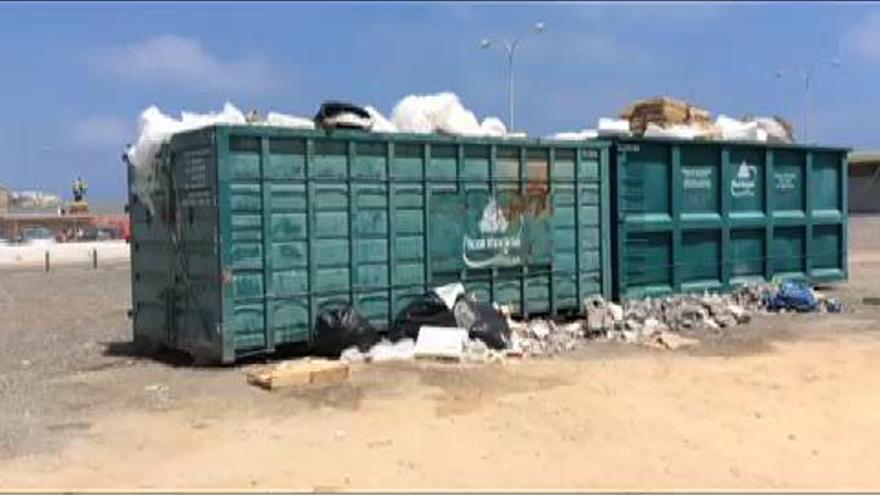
[767, 280, 818, 312]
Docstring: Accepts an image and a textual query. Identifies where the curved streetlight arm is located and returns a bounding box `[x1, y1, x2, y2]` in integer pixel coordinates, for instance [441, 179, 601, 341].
[480, 22, 545, 132]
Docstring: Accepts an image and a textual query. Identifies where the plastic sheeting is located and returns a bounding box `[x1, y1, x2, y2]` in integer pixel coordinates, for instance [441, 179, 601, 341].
[390, 92, 507, 137]
[547, 129, 599, 140]
[264, 112, 316, 129]
[597, 117, 631, 137]
[715, 115, 769, 142]
[643, 123, 707, 140]
[364, 106, 397, 133]
[127, 102, 314, 214]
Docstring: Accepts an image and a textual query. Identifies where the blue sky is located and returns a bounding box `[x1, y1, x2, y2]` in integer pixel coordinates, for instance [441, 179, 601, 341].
[1, 1, 879, 199]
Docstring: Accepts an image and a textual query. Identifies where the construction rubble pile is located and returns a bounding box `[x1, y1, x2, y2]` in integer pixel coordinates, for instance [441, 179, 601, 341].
[248, 280, 844, 389]
[318, 280, 844, 366]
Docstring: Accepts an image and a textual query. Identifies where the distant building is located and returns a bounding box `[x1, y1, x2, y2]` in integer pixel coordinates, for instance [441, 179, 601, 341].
[0, 184, 9, 215]
[849, 151, 880, 214]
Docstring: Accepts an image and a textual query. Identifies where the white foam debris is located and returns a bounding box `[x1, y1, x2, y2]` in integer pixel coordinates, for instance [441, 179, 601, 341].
[597, 117, 632, 136]
[264, 112, 315, 129]
[715, 115, 768, 142]
[747, 116, 792, 143]
[364, 106, 398, 133]
[390, 92, 505, 137]
[547, 129, 599, 140]
[643, 122, 706, 140]
[127, 102, 320, 214]
[479, 116, 507, 137]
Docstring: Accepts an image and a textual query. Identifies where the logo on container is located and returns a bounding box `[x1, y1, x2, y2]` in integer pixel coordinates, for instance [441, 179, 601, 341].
[731, 161, 758, 198]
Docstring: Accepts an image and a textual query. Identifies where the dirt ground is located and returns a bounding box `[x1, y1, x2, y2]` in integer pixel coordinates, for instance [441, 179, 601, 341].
[0, 225, 879, 490]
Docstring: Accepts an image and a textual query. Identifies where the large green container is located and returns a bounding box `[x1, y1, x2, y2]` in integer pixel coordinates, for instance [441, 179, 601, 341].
[128, 126, 612, 363]
[609, 137, 849, 299]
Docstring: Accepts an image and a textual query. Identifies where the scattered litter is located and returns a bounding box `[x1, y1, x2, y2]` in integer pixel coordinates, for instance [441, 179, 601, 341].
[434, 282, 466, 310]
[825, 299, 843, 313]
[389, 292, 457, 342]
[340, 346, 366, 364]
[453, 295, 511, 350]
[413, 326, 468, 361]
[653, 331, 700, 350]
[144, 383, 169, 393]
[247, 358, 350, 390]
[765, 280, 818, 313]
[367, 339, 415, 362]
[312, 305, 380, 358]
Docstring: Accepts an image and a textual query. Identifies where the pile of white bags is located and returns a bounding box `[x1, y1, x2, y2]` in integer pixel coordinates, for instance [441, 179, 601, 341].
[126, 102, 315, 214]
[390, 92, 507, 137]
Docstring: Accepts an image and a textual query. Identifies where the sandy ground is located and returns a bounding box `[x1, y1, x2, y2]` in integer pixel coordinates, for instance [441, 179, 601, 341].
[0, 226, 878, 490]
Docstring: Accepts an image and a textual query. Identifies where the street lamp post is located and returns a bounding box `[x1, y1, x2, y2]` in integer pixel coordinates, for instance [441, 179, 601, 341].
[776, 58, 840, 144]
[481, 22, 545, 132]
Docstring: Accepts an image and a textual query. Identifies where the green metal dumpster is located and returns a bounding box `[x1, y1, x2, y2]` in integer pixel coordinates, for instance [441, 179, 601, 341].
[609, 137, 849, 300]
[128, 126, 612, 363]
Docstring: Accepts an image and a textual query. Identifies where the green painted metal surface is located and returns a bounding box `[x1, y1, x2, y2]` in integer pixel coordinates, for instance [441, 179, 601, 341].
[129, 126, 612, 363]
[610, 137, 849, 299]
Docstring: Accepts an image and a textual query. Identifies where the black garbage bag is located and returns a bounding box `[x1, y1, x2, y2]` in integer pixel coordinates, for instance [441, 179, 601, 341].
[388, 292, 457, 342]
[312, 305, 380, 357]
[453, 298, 511, 350]
[314, 101, 372, 130]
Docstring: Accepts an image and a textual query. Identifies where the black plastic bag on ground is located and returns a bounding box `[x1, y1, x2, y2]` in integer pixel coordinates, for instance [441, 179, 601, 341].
[453, 298, 511, 350]
[388, 292, 457, 342]
[312, 305, 380, 357]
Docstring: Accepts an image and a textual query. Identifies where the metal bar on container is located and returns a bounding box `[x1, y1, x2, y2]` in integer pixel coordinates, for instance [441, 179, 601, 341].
[720, 146, 731, 287]
[489, 143, 498, 306]
[347, 140, 356, 307]
[841, 152, 849, 275]
[547, 146, 556, 316]
[764, 149, 774, 280]
[671, 145, 682, 292]
[260, 136, 275, 352]
[575, 146, 583, 304]
[805, 150, 814, 277]
[457, 143, 467, 292]
[599, 145, 612, 301]
[519, 145, 527, 317]
[305, 138, 316, 343]
[386, 141, 396, 324]
[422, 143, 431, 292]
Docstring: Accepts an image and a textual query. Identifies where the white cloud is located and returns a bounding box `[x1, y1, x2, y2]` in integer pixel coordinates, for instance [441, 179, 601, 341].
[72, 116, 130, 147]
[843, 12, 880, 61]
[90, 34, 277, 94]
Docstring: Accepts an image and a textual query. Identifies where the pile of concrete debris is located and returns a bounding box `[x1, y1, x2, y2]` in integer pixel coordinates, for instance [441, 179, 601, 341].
[501, 281, 842, 355]
[335, 281, 842, 365]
